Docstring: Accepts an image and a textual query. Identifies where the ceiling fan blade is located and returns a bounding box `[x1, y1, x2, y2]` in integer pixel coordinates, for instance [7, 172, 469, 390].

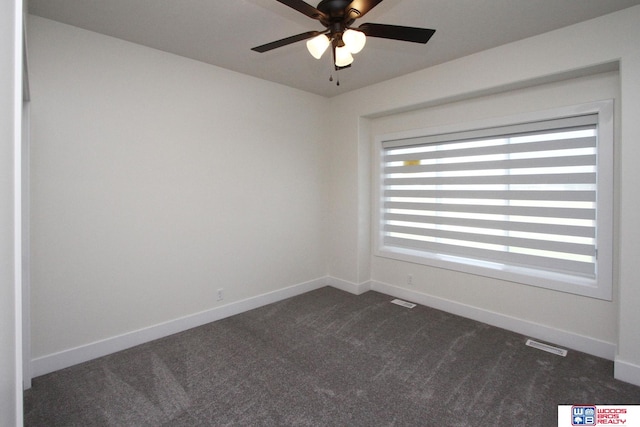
[358, 23, 435, 44]
[251, 31, 324, 53]
[346, 0, 384, 20]
[276, 0, 328, 21]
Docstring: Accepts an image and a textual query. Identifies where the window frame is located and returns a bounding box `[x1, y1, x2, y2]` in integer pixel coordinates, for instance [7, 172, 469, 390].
[373, 100, 614, 300]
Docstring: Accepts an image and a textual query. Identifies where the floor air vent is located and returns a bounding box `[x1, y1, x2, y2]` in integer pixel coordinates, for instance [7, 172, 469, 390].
[525, 339, 568, 357]
[390, 299, 416, 309]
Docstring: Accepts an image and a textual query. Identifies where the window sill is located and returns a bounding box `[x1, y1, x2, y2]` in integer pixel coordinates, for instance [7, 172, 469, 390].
[375, 245, 611, 301]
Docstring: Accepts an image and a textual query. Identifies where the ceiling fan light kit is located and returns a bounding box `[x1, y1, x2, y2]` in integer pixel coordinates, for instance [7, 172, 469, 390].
[334, 44, 354, 66]
[306, 34, 331, 58]
[342, 29, 366, 54]
[252, 0, 435, 81]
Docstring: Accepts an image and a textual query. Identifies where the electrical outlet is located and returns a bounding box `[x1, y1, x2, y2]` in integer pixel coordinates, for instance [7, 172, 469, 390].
[217, 288, 224, 301]
[407, 274, 413, 285]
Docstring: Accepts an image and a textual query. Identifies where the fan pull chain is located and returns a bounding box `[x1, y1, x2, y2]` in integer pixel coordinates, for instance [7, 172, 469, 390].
[330, 68, 340, 86]
[328, 46, 339, 86]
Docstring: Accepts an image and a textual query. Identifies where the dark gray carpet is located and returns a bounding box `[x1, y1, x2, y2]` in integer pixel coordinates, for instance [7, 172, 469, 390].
[24, 287, 640, 426]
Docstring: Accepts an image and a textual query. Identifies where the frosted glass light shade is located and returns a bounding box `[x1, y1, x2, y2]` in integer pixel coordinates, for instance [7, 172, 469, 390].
[306, 34, 330, 59]
[334, 45, 354, 67]
[343, 29, 366, 54]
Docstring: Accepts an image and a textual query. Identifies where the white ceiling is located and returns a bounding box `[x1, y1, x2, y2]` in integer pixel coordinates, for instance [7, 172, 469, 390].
[28, 0, 640, 97]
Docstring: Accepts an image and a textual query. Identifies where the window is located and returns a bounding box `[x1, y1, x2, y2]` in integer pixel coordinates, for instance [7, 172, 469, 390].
[374, 101, 613, 300]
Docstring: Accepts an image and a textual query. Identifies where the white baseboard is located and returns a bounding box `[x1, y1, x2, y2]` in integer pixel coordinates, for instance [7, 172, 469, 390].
[31, 276, 620, 378]
[615, 359, 640, 387]
[326, 276, 371, 295]
[370, 280, 616, 361]
[31, 277, 328, 378]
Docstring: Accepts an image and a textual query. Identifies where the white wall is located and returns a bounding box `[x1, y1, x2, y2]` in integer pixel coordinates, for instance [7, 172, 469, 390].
[28, 16, 329, 365]
[0, 0, 24, 424]
[328, 6, 640, 385]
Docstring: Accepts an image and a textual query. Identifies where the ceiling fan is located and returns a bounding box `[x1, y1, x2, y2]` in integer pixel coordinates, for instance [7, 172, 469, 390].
[251, 0, 435, 72]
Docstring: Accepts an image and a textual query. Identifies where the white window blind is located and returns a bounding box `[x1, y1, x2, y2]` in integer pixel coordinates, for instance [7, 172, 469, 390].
[381, 114, 599, 281]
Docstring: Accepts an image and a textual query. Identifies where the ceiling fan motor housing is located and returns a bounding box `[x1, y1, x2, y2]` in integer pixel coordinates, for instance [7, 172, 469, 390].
[317, 0, 360, 47]
[317, 0, 358, 23]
